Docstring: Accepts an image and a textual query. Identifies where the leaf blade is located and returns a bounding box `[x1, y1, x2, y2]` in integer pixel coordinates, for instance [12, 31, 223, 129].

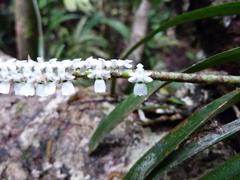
[88, 81, 162, 154]
[147, 119, 240, 179]
[200, 153, 240, 180]
[122, 89, 240, 180]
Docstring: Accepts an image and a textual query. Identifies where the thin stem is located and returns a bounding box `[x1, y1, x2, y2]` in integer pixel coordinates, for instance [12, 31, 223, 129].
[32, 0, 44, 57]
[74, 70, 240, 86]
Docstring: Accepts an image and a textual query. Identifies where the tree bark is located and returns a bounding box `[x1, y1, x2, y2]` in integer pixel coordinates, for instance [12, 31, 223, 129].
[14, 0, 38, 60]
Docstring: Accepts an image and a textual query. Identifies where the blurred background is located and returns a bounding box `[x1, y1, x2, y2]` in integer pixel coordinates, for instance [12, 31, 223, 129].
[0, 0, 240, 72]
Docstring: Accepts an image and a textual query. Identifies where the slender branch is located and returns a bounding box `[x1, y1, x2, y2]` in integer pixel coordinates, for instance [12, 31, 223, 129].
[74, 70, 240, 86]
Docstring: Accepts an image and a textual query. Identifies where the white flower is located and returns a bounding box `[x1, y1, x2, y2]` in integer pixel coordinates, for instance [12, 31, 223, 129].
[111, 59, 133, 74]
[117, 59, 133, 69]
[0, 81, 10, 94]
[44, 81, 56, 95]
[72, 58, 84, 69]
[36, 83, 48, 96]
[0, 63, 9, 79]
[87, 61, 111, 79]
[33, 66, 45, 83]
[22, 63, 33, 79]
[57, 64, 67, 80]
[87, 60, 110, 93]
[128, 64, 153, 83]
[9, 65, 22, 82]
[103, 60, 113, 70]
[61, 81, 75, 95]
[128, 63, 153, 96]
[94, 79, 106, 93]
[85, 57, 98, 69]
[14, 83, 22, 95]
[19, 82, 35, 96]
[45, 64, 59, 82]
[37, 57, 44, 63]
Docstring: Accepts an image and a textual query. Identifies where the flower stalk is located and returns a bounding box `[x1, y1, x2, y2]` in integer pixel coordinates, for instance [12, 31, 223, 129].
[110, 70, 240, 86]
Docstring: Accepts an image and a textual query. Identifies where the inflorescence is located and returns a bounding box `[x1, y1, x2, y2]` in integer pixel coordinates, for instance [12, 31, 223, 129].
[0, 57, 153, 97]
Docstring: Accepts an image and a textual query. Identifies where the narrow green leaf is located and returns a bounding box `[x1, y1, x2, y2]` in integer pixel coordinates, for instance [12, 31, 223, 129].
[88, 81, 162, 154]
[184, 47, 240, 73]
[121, 2, 240, 59]
[167, 97, 183, 104]
[103, 18, 130, 40]
[83, 12, 104, 31]
[123, 89, 240, 180]
[50, 14, 81, 30]
[147, 119, 240, 179]
[200, 153, 240, 180]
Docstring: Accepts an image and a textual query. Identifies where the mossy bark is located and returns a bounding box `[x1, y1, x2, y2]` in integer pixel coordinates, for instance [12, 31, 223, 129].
[14, 0, 38, 60]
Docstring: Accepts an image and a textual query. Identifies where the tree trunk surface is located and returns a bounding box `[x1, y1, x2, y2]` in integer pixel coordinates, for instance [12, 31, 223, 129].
[14, 0, 38, 60]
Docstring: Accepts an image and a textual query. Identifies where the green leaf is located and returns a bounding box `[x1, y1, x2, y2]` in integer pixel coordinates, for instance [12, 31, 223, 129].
[123, 88, 240, 180]
[83, 12, 104, 31]
[88, 80, 163, 154]
[103, 18, 130, 40]
[200, 153, 240, 180]
[184, 47, 240, 73]
[147, 119, 240, 179]
[121, 2, 240, 59]
[49, 14, 81, 30]
[167, 97, 183, 104]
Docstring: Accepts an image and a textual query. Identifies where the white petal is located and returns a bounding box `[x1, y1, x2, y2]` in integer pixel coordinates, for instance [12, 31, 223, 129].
[61, 81, 75, 96]
[14, 83, 22, 95]
[87, 72, 96, 79]
[94, 79, 106, 93]
[44, 82, 56, 95]
[19, 83, 35, 96]
[143, 76, 153, 83]
[123, 60, 133, 68]
[128, 76, 137, 83]
[36, 84, 48, 96]
[133, 83, 148, 96]
[0, 82, 10, 94]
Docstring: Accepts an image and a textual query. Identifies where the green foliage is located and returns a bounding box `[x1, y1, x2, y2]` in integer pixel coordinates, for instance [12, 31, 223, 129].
[200, 152, 240, 180]
[148, 119, 240, 179]
[2, 1, 240, 178]
[89, 2, 240, 179]
[37, 1, 130, 59]
[123, 89, 240, 180]
[88, 47, 240, 154]
[63, 0, 94, 14]
[103, 18, 130, 41]
[121, 2, 240, 59]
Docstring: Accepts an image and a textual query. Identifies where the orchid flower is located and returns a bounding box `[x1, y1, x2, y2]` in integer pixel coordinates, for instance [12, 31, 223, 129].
[87, 60, 111, 93]
[128, 63, 153, 96]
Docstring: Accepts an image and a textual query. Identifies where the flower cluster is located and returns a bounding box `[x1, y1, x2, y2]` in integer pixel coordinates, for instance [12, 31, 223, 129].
[0, 57, 153, 96]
